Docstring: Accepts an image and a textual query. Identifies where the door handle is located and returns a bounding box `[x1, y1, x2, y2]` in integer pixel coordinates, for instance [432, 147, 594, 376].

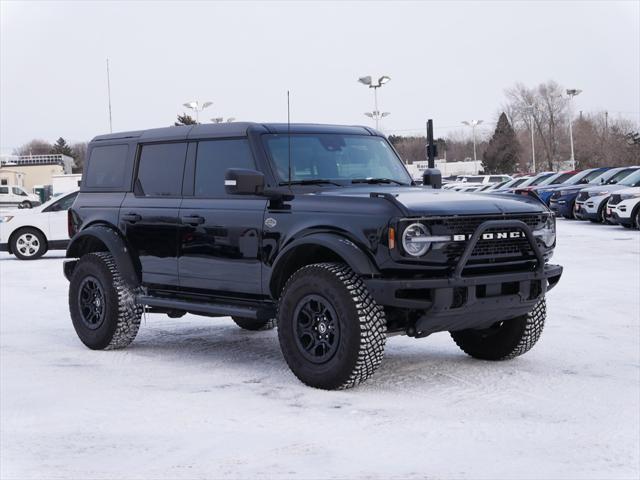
[181, 215, 205, 226]
[122, 213, 141, 223]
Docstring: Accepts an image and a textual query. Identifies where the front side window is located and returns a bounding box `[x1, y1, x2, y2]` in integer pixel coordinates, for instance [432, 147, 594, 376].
[194, 139, 255, 197]
[136, 143, 187, 197]
[263, 134, 411, 185]
[12, 187, 27, 196]
[45, 192, 78, 212]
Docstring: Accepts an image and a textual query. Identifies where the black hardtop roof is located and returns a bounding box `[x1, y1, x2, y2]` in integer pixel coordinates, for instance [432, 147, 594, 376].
[91, 123, 380, 143]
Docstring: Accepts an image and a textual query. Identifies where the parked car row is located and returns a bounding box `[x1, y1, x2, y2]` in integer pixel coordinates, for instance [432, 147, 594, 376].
[451, 167, 640, 230]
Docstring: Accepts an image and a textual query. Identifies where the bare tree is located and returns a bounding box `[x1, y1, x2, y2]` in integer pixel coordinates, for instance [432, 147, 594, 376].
[12, 139, 53, 156]
[504, 81, 568, 171]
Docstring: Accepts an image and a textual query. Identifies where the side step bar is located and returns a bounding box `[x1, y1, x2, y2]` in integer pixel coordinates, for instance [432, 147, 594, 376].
[136, 295, 276, 321]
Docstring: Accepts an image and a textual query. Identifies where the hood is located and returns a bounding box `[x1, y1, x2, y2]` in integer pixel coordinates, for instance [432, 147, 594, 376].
[578, 184, 628, 195]
[313, 185, 546, 216]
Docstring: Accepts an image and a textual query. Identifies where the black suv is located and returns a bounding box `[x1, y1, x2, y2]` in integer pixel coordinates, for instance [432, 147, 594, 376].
[64, 123, 562, 389]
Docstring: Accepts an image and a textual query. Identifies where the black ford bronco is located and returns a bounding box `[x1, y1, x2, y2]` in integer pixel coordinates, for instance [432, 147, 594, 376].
[64, 123, 562, 389]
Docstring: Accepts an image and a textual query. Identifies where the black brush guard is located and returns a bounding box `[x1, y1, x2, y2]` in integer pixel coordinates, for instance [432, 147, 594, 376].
[365, 220, 563, 337]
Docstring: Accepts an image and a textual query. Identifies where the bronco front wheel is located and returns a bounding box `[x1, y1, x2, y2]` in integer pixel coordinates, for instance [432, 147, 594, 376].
[450, 299, 546, 360]
[277, 263, 386, 390]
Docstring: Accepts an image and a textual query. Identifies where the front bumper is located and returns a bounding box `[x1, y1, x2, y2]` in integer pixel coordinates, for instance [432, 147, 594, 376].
[364, 218, 563, 337]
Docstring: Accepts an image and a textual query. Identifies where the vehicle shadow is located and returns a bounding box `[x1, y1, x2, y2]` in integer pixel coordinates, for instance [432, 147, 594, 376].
[127, 320, 485, 392]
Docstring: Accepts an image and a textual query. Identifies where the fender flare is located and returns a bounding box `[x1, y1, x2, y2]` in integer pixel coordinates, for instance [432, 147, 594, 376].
[270, 232, 380, 294]
[65, 225, 140, 287]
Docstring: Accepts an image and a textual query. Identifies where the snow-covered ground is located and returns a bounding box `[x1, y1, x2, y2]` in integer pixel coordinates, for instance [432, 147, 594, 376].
[1, 219, 639, 479]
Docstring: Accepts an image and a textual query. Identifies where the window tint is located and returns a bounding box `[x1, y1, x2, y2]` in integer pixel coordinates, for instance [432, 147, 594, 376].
[12, 187, 26, 195]
[136, 143, 187, 197]
[0, 187, 8, 194]
[47, 192, 78, 212]
[85, 144, 129, 189]
[194, 139, 255, 197]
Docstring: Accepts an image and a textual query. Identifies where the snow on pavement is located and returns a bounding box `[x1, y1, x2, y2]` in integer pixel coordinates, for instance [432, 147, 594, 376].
[1, 219, 639, 479]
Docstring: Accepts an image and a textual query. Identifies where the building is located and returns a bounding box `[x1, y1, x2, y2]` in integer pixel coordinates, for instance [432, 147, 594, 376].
[0, 154, 75, 191]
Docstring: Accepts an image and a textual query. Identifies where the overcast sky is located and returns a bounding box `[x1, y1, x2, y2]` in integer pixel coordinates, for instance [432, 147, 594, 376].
[1, 0, 638, 154]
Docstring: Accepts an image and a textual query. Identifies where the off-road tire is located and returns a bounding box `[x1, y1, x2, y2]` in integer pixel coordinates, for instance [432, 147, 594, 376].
[69, 252, 143, 350]
[277, 263, 386, 390]
[11, 227, 47, 260]
[450, 298, 546, 361]
[232, 316, 276, 331]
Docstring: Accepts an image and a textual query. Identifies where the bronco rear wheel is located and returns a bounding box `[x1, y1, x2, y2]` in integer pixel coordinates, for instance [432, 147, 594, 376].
[69, 252, 142, 350]
[277, 263, 386, 390]
[450, 298, 546, 360]
[232, 316, 275, 331]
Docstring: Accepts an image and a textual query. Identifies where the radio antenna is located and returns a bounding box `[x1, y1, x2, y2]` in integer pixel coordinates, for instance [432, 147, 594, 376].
[287, 90, 292, 188]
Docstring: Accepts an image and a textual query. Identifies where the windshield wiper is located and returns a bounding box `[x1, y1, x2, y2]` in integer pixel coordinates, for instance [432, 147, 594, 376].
[351, 178, 407, 185]
[279, 179, 342, 186]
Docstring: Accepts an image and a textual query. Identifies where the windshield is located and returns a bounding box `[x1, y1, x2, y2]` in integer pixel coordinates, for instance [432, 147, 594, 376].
[263, 134, 412, 185]
[588, 168, 621, 184]
[520, 173, 553, 187]
[562, 169, 600, 186]
[538, 171, 573, 186]
[618, 169, 640, 187]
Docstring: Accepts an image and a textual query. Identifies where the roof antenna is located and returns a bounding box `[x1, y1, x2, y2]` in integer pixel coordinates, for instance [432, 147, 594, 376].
[287, 90, 292, 188]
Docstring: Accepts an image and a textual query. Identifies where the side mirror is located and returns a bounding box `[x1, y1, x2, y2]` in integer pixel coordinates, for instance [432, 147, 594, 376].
[422, 168, 442, 189]
[225, 168, 265, 195]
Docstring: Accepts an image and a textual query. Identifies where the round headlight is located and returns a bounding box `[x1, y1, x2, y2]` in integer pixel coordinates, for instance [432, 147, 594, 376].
[402, 223, 430, 257]
[535, 216, 556, 248]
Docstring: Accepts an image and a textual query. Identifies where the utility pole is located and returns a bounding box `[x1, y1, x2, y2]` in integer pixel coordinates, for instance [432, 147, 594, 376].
[106, 58, 113, 133]
[566, 89, 582, 170]
[461, 120, 483, 174]
[525, 105, 536, 173]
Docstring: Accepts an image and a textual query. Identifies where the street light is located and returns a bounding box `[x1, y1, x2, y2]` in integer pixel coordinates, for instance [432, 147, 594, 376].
[524, 105, 537, 172]
[182, 100, 213, 123]
[358, 75, 391, 129]
[364, 111, 390, 120]
[566, 89, 582, 170]
[211, 117, 236, 123]
[461, 120, 483, 173]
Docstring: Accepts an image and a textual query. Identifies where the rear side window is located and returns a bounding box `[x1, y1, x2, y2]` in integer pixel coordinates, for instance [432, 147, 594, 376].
[85, 144, 129, 189]
[0, 187, 8, 194]
[194, 139, 255, 197]
[489, 176, 504, 182]
[135, 143, 188, 197]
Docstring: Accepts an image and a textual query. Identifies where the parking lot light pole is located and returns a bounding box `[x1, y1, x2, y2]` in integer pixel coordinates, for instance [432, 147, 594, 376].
[183, 100, 213, 123]
[358, 75, 391, 130]
[566, 89, 582, 170]
[461, 120, 483, 174]
[524, 105, 536, 172]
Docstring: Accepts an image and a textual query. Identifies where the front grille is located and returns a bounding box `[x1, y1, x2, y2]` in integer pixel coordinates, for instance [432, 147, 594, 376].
[608, 194, 622, 206]
[418, 213, 546, 267]
[577, 191, 590, 202]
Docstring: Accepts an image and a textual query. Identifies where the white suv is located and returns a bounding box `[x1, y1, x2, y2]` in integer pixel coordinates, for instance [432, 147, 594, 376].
[0, 190, 78, 259]
[0, 185, 42, 209]
[609, 187, 640, 229]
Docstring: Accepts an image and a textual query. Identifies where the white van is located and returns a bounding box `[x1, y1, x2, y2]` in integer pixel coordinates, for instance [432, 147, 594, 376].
[0, 185, 42, 209]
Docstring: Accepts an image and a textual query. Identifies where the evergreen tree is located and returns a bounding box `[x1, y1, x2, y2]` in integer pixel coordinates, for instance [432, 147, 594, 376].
[50, 137, 74, 157]
[482, 113, 521, 173]
[175, 113, 197, 126]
